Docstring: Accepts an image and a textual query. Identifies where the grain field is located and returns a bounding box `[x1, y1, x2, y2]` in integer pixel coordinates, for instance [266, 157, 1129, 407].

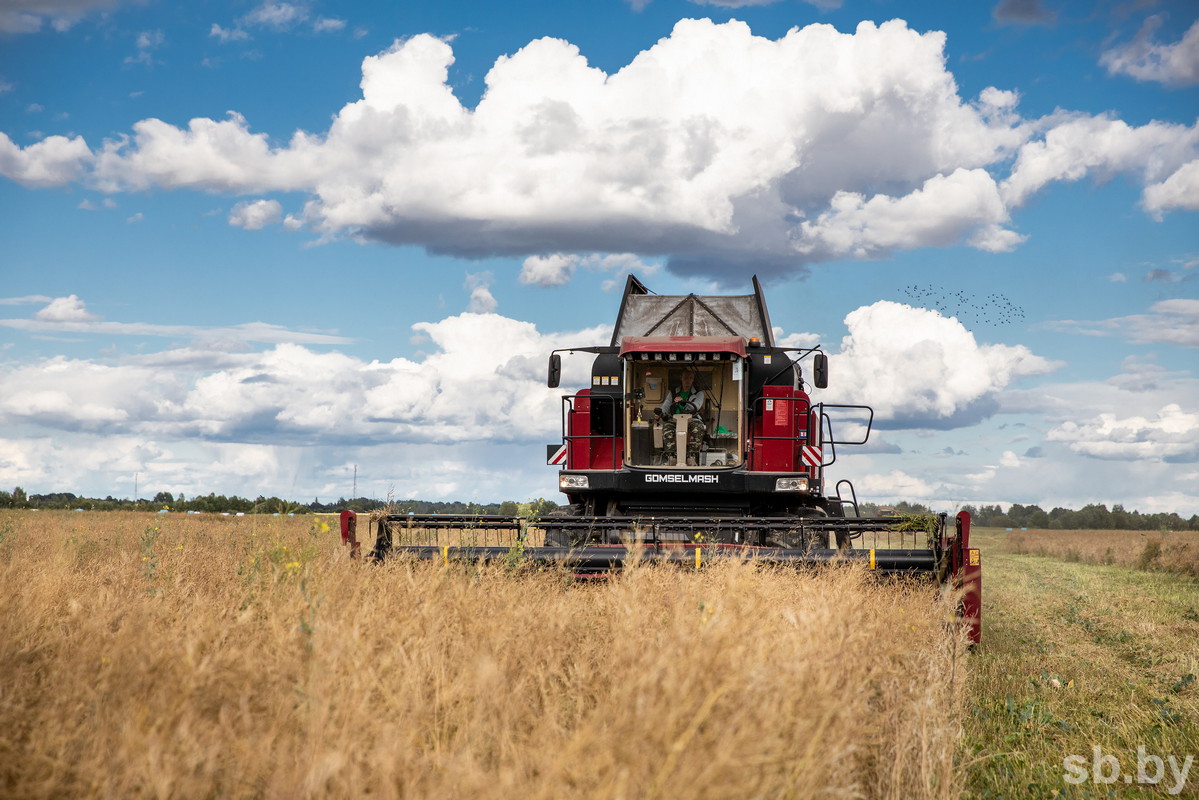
[0, 511, 965, 799]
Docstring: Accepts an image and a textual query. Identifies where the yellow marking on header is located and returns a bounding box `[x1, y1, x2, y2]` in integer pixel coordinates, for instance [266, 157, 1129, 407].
[695, 548, 702, 569]
[869, 549, 876, 570]
[968, 549, 980, 566]
[442, 546, 449, 565]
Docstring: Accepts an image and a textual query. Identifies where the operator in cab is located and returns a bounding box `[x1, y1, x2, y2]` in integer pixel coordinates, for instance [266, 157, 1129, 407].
[654, 367, 707, 466]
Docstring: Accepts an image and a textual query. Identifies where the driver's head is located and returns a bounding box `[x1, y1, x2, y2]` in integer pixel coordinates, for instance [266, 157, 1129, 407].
[680, 368, 695, 388]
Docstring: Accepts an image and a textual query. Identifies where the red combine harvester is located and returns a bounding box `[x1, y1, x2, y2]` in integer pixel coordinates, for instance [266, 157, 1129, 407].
[342, 275, 982, 644]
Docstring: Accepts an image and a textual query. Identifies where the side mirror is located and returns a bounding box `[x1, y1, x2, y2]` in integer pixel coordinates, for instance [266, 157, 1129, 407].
[813, 353, 828, 389]
[547, 353, 562, 388]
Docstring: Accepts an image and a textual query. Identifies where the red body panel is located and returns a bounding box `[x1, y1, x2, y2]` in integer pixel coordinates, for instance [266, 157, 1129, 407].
[592, 437, 624, 469]
[566, 390, 623, 471]
[954, 511, 982, 645]
[750, 386, 811, 472]
[567, 390, 591, 471]
[339, 510, 361, 559]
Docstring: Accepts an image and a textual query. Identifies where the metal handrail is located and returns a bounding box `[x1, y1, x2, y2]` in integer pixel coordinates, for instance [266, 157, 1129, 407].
[836, 479, 860, 517]
[816, 403, 874, 467]
[816, 403, 874, 444]
[560, 392, 622, 469]
[748, 395, 813, 444]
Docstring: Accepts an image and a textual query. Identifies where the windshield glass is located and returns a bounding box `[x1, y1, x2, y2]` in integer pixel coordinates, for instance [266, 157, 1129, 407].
[625, 359, 742, 468]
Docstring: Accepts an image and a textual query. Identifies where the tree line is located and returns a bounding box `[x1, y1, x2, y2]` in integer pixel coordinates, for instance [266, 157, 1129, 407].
[960, 502, 1198, 531]
[857, 500, 1197, 531]
[1, 488, 1195, 530]
[0, 488, 559, 518]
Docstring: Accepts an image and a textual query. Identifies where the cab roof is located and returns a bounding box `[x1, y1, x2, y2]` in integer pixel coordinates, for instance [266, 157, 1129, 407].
[619, 335, 747, 357]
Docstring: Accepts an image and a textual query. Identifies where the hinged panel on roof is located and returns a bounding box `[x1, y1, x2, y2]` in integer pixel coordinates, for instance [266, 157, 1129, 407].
[609, 275, 775, 347]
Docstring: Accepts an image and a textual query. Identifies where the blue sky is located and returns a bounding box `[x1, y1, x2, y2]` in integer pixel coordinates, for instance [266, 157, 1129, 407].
[1, 0, 1197, 514]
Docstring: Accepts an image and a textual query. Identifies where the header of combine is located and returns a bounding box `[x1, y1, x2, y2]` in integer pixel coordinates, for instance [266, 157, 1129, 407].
[343, 274, 982, 646]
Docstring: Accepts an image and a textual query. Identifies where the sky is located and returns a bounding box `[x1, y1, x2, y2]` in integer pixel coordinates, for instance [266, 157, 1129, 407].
[1, 0, 1197, 515]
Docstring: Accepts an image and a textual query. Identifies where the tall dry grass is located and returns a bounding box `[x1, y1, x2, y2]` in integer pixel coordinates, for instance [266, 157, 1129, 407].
[1002, 527, 1199, 576]
[1, 511, 966, 799]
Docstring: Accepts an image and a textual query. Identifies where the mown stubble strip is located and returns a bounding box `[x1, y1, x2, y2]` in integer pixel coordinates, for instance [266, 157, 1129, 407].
[964, 533, 1198, 799]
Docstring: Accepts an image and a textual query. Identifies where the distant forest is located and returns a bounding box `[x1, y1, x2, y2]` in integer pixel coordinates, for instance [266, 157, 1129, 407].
[859, 500, 1199, 532]
[958, 502, 1199, 532]
[0, 487, 558, 518]
[2, 487, 1196, 530]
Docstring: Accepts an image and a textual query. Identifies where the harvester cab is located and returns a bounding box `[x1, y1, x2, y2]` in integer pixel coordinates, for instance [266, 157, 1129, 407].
[344, 274, 982, 645]
[543, 274, 864, 527]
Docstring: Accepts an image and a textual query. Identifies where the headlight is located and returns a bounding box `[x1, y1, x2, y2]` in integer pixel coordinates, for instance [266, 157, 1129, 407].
[775, 477, 809, 492]
[560, 474, 589, 490]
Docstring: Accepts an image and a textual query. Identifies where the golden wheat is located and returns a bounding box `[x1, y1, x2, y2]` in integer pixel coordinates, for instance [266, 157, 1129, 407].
[0, 511, 966, 799]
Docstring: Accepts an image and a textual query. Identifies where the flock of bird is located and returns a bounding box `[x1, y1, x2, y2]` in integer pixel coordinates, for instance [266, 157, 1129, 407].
[900, 284, 1026, 327]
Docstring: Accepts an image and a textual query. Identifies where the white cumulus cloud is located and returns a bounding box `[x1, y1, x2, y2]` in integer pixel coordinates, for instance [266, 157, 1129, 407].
[1143, 159, 1199, 217]
[1001, 114, 1199, 209]
[852, 469, 938, 501]
[464, 272, 498, 313]
[242, 2, 307, 30]
[0, 311, 606, 446]
[1048, 404, 1199, 462]
[1050, 299, 1199, 348]
[34, 294, 98, 322]
[125, 29, 164, 66]
[795, 168, 1024, 259]
[0, 295, 351, 345]
[1101, 17, 1199, 87]
[0, 0, 123, 33]
[832, 301, 1058, 427]
[5, 296, 1192, 511]
[313, 16, 345, 33]
[519, 252, 656, 287]
[2, 18, 1197, 281]
[520, 254, 577, 287]
[209, 23, 250, 43]
[0, 132, 93, 187]
[229, 198, 284, 230]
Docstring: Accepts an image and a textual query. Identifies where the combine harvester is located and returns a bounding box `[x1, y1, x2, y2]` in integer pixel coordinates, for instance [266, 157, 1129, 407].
[340, 276, 982, 643]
